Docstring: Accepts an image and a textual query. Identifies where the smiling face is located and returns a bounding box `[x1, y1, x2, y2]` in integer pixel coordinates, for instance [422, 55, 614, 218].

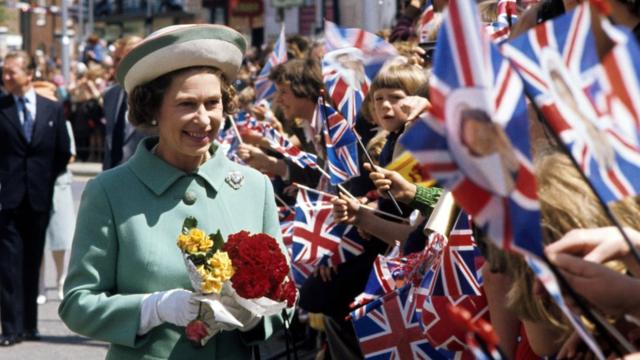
[155, 69, 224, 171]
[274, 82, 313, 122]
[2, 55, 32, 96]
[373, 88, 409, 132]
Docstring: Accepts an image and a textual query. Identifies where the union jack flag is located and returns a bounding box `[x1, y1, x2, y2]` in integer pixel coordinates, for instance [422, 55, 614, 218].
[417, 0, 436, 43]
[503, 4, 640, 204]
[466, 334, 503, 360]
[420, 292, 489, 352]
[217, 120, 243, 163]
[291, 188, 365, 266]
[485, 22, 511, 44]
[323, 20, 397, 124]
[234, 111, 252, 127]
[324, 20, 398, 59]
[255, 26, 287, 102]
[278, 205, 316, 288]
[319, 100, 360, 184]
[486, 0, 518, 48]
[264, 127, 319, 169]
[278, 206, 295, 247]
[412, 213, 488, 352]
[352, 244, 405, 309]
[235, 111, 270, 136]
[417, 213, 483, 299]
[351, 286, 459, 360]
[401, 0, 605, 356]
[449, 304, 504, 360]
[334, 225, 367, 264]
[496, 0, 517, 27]
[290, 261, 316, 289]
[400, 0, 544, 258]
[322, 48, 368, 125]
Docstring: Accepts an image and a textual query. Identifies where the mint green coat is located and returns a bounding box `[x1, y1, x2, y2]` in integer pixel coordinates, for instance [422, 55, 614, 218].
[59, 137, 289, 359]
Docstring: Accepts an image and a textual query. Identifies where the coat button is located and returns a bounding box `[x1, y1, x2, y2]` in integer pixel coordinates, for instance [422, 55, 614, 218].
[183, 191, 197, 205]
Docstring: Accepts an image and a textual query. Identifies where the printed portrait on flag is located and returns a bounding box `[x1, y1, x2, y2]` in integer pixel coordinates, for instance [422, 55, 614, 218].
[445, 88, 519, 197]
[503, 2, 640, 203]
[324, 47, 368, 91]
[542, 51, 616, 170]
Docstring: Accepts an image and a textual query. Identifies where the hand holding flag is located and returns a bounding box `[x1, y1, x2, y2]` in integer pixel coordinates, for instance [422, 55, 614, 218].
[364, 162, 424, 203]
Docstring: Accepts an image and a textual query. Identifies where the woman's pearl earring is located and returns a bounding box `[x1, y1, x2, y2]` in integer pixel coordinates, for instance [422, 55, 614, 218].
[151, 119, 158, 126]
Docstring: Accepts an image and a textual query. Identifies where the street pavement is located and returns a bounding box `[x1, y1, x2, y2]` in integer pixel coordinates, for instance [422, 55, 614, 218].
[0, 162, 317, 360]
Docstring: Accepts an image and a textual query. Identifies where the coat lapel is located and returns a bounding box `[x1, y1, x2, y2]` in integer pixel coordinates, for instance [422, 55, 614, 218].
[0, 95, 28, 143]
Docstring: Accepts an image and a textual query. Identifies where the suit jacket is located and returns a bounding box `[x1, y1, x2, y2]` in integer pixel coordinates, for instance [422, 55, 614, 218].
[102, 84, 149, 170]
[0, 92, 71, 212]
[60, 138, 291, 360]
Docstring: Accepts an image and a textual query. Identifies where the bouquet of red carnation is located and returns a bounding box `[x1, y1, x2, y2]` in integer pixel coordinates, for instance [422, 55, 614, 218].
[222, 231, 297, 316]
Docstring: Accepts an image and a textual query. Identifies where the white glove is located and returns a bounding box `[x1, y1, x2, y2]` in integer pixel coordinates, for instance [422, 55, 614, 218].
[138, 289, 199, 335]
[220, 295, 262, 332]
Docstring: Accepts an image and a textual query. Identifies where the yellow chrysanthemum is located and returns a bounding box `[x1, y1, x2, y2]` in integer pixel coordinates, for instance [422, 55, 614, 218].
[177, 233, 192, 252]
[177, 232, 200, 254]
[197, 251, 234, 294]
[209, 250, 235, 281]
[177, 228, 212, 254]
[195, 265, 208, 278]
[189, 228, 212, 252]
[201, 276, 223, 294]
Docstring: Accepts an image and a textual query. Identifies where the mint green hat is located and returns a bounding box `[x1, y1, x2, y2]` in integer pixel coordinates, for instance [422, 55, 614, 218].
[116, 24, 247, 93]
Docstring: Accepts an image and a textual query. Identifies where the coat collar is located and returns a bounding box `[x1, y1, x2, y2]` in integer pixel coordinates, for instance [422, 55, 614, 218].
[128, 137, 229, 196]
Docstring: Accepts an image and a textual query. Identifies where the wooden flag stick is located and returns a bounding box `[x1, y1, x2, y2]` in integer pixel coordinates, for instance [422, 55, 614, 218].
[318, 91, 405, 215]
[354, 131, 406, 216]
[274, 193, 294, 212]
[261, 126, 359, 202]
[227, 115, 244, 145]
[293, 183, 410, 223]
[313, 166, 359, 201]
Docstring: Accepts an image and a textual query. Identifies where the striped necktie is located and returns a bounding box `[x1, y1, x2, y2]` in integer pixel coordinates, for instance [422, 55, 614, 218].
[18, 97, 34, 142]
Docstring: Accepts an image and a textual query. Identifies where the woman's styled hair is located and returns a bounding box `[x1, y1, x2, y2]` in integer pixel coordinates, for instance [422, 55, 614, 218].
[370, 63, 429, 97]
[127, 66, 237, 128]
[504, 151, 640, 329]
[268, 58, 323, 102]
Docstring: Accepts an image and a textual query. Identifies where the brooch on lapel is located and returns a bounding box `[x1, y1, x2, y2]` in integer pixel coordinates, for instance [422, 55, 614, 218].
[225, 171, 244, 190]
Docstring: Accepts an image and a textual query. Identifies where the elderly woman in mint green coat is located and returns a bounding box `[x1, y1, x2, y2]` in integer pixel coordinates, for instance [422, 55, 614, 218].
[59, 25, 290, 359]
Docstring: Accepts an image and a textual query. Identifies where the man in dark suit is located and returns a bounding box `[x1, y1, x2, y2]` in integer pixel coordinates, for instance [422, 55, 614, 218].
[0, 51, 71, 346]
[102, 35, 147, 170]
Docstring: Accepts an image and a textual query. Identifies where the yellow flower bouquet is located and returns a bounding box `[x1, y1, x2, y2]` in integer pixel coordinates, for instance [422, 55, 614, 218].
[177, 217, 241, 346]
[177, 219, 234, 295]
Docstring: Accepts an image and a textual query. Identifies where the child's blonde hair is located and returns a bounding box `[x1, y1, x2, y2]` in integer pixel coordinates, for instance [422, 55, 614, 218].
[370, 63, 429, 98]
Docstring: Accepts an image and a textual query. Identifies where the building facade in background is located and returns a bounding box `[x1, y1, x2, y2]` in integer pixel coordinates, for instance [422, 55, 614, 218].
[1, 0, 397, 56]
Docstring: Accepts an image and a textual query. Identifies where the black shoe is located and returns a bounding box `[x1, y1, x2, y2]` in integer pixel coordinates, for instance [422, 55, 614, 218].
[23, 329, 41, 341]
[0, 335, 22, 346]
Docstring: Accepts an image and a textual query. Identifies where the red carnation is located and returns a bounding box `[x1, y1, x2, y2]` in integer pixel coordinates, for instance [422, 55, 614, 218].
[185, 319, 209, 344]
[224, 231, 295, 303]
[272, 278, 297, 307]
[232, 268, 271, 299]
